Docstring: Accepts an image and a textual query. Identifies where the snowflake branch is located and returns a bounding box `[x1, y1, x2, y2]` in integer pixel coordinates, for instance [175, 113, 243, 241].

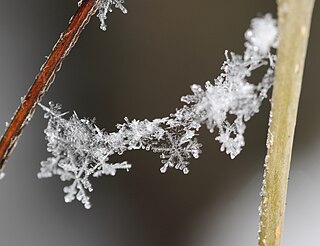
[258, 1, 315, 245]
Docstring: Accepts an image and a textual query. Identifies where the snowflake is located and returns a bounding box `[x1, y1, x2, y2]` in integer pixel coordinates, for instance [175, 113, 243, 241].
[38, 102, 132, 209]
[153, 130, 201, 174]
[38, 15, 278, 208]
[97, 0, 127, 31]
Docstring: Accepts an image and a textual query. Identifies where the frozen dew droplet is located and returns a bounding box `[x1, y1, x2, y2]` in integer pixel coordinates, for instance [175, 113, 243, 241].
[64, 194, 73, 203]
[84, 202, 91, 210]
[183, 168, 189, 175]
[76, 191, 83, 201]
[0, 171, 5, 180]
[245, 30, 253, 40]
[160, 165, 167, 173]
[193, 152, 199, 159]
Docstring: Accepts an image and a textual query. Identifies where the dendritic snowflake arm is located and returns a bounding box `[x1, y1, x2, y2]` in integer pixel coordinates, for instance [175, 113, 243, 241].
[39, 15, 278, 208]
[97, 0, 127, 31]
[38, 103, 132, 209]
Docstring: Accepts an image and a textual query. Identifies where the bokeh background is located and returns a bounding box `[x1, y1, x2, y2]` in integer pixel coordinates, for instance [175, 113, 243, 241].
[0, 1, 319, 245]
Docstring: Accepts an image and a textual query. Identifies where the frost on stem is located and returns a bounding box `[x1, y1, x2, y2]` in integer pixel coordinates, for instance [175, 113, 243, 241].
[97, 0, 127, 31]
[38, 15, 278, 208]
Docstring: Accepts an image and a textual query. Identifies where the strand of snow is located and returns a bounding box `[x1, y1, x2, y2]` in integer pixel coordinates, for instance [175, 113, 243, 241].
[38, 14, 278, 208]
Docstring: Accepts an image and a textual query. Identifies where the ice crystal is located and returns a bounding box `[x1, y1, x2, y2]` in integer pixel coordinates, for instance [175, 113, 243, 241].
[0, 171, 5, 180]
[38, 102, 132, 209]
[97, 0, 127, 31]
[39, 15, 277, 208]
[245, 14, 278, 55]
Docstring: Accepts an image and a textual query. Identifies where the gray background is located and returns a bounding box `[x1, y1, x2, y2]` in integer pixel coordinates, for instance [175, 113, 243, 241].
[0, 1, 319, 245]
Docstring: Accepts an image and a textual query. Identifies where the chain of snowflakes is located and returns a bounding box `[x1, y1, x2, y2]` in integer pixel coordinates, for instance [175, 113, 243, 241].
[38, 14, 278, 209]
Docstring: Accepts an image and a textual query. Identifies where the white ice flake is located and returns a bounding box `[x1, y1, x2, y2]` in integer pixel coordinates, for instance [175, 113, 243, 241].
[39, 15, 278, 208]
[97, 0, 127, 31]
[245, 14, 278, 55]
[0, 171, 5, 180]
[38, 102, 133, 209]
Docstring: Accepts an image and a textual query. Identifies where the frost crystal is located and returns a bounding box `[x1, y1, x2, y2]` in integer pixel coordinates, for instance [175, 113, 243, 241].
[97, 0, 127, 31]
[38, 102, 132, 209]
[245, 14, 278, 55]
[39, 15, 277, 208]
[0, 171, 5, 180]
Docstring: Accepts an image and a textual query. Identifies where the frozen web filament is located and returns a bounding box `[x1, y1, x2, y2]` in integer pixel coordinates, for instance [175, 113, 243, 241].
[38, 14, 278, 209]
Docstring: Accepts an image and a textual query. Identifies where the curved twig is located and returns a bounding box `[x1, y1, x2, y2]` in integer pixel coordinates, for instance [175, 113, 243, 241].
[0, 0, 100, 171]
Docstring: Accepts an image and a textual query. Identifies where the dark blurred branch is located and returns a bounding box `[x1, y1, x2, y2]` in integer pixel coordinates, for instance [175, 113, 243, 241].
[0, 0, 100, 171]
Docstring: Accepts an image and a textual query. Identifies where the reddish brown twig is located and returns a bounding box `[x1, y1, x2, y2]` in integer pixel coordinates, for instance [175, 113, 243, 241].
[0, 0, 100, 171]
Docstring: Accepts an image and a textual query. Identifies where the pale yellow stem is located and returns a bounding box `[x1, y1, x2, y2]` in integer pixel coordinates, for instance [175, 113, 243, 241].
[258, 1, 315, 246]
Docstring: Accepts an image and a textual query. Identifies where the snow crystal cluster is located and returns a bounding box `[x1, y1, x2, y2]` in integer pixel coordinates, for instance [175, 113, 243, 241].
[38, 15, 278, 208]
[97, 0, 127, 31]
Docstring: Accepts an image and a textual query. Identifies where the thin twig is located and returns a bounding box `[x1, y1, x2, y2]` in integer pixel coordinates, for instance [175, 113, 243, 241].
[258, 0, 315, 245]
[0, 0, 100, 171]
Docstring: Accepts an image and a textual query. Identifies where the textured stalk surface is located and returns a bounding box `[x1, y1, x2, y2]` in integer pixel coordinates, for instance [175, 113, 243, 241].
[258, 0, 315, 245]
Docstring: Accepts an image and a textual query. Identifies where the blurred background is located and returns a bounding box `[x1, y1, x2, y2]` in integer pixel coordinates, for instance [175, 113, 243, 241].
[0, 1, 319, 245]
